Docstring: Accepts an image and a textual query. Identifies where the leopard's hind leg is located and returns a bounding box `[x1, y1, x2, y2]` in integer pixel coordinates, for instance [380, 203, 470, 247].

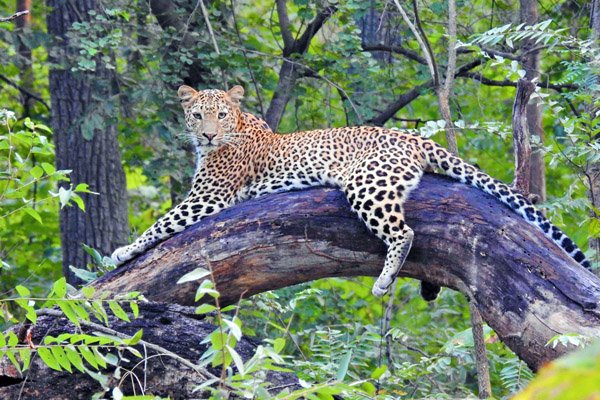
[343, 151, 422, 297]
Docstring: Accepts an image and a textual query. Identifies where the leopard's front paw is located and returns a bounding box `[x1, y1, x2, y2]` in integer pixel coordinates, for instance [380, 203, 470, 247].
[111, 245, 136, 266]
[372, 276, 393, 297]
[371, 284, 389, 298]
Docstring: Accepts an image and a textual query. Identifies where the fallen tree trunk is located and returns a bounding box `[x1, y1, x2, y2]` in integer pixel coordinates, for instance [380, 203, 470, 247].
[2, 174, 599, 397]
[94, 174, 600, 370]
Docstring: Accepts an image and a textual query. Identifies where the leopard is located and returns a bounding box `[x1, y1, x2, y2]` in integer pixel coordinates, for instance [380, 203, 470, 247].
[112, 84, 592, 297]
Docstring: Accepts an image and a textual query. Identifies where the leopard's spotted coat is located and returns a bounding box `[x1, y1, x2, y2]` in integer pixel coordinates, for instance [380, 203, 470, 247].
[112, 85, 591, 296]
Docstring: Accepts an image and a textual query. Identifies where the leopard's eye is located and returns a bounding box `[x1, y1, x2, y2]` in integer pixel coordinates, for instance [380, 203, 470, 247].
[218, 112, 227, 120]
[192, 112, 203, 120]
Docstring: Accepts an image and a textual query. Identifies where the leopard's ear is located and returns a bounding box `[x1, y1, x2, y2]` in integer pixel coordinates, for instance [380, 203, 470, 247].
[227, 85, 244, 105]
[178, 85, 197, 105]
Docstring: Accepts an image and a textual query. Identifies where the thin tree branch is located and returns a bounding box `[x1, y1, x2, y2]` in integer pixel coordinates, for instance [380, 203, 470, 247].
[460, 72, 578, 91]
[392, 0, 438, 84]
[294, 5, 337, 54]
[368, 82, 433, 126]
[369, 59, 485, 126]
[457, 46, 522, 61]
[0, 73, 51, 110]
[198, 0, 219, 55]
[300, 68, 363, 124]
[467, 299, 492, 398]
[229, 0, 266, 118]
[411, 0, 439, 83]
[276, 0, 294, 53]
[361, 43, 427, 65]
[438, 0, 459, 155]
[0, 9, 28, 22]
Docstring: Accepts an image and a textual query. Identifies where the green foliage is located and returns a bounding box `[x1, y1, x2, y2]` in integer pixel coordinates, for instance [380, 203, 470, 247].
[1, 274, 144, 393]
[0, 111, 89, 299]
[514, 341, 600, 400]
[1, 0, 599, 398]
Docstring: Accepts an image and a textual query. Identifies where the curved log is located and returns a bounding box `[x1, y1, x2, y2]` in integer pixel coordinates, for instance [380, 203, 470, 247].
[95, 174, 600, 370]
[0, 303, 299, 398]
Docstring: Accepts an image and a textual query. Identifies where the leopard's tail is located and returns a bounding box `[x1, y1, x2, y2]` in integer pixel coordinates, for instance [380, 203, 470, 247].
[421, 138, 592, 271]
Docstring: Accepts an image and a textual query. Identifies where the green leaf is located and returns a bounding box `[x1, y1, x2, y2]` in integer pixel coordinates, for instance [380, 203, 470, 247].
[30, 165, 43, 179]
[371, 365, 387, 380]
[223, 318, 242, 341]
[130, 301, 139, 319]
[71, 195, 85, 211]
[82, 244, 103, 264]
[53, 277, 67, 298]
[65, 346, 85, 372]
[273, 337, 286, 353]
[79, 346, 99, 369]
[81, 286, 95, 299]
[19, 348, 31, 371]
[195, 304, 217, 314]
[226, 345, 245, 377]
[37, 347, 62, 371]
[24, 207, 43, 224]
[6, 349, 21, 373]
[336, 350, 352, 381]
[51, 346, 72, 372]
[41, 162, 55, 175]
[69, 266, 98, 283]
[177, 267, 211, 284]
[74, 183, 96, 194]
[92, 348, 107, 368]
[7, 332, 18, 346]
[125, 329, 143, 346]
[108, 301, 131, 322]
[15, 285, 30, 297]
[57, 300, 80, 326]
[70, 302, 90, 321]
[90, 301, 109, 325]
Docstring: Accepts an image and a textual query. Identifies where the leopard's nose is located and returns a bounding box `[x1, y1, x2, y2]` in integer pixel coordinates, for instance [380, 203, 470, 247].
[203, 133, 216, 141]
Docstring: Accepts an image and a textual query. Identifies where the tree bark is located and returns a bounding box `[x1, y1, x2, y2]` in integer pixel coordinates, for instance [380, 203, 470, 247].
[92, 175, 600, 371]
[46, 0, 129, 283]
[512, 79, 536, 194]
[15, 0, 34, 118]
[520, 0, 546, 201]
[0, 303, 299, 399]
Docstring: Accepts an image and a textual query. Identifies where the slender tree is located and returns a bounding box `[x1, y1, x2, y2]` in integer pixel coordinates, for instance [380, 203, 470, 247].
[46, 0, 128, 283]
[587, 0, 600, 268]
[15, 0, 34, 118]
[520, 0, 546, 200]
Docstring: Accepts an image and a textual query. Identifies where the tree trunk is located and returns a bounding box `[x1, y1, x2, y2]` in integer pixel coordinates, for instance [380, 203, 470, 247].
[93, 175, 600, 371]
[587, 0, 600, 268]
[512, 78, 535, 194]
[46, 0, 129, 283]
[15, 0, 34, 118]
[0, 303, 299, 399]
[520, 0, 546, 200]
[265, 60, 298, 130]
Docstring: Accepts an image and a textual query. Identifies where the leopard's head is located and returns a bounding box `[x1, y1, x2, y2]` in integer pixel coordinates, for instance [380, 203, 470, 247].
[178, 85, 244, 152]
